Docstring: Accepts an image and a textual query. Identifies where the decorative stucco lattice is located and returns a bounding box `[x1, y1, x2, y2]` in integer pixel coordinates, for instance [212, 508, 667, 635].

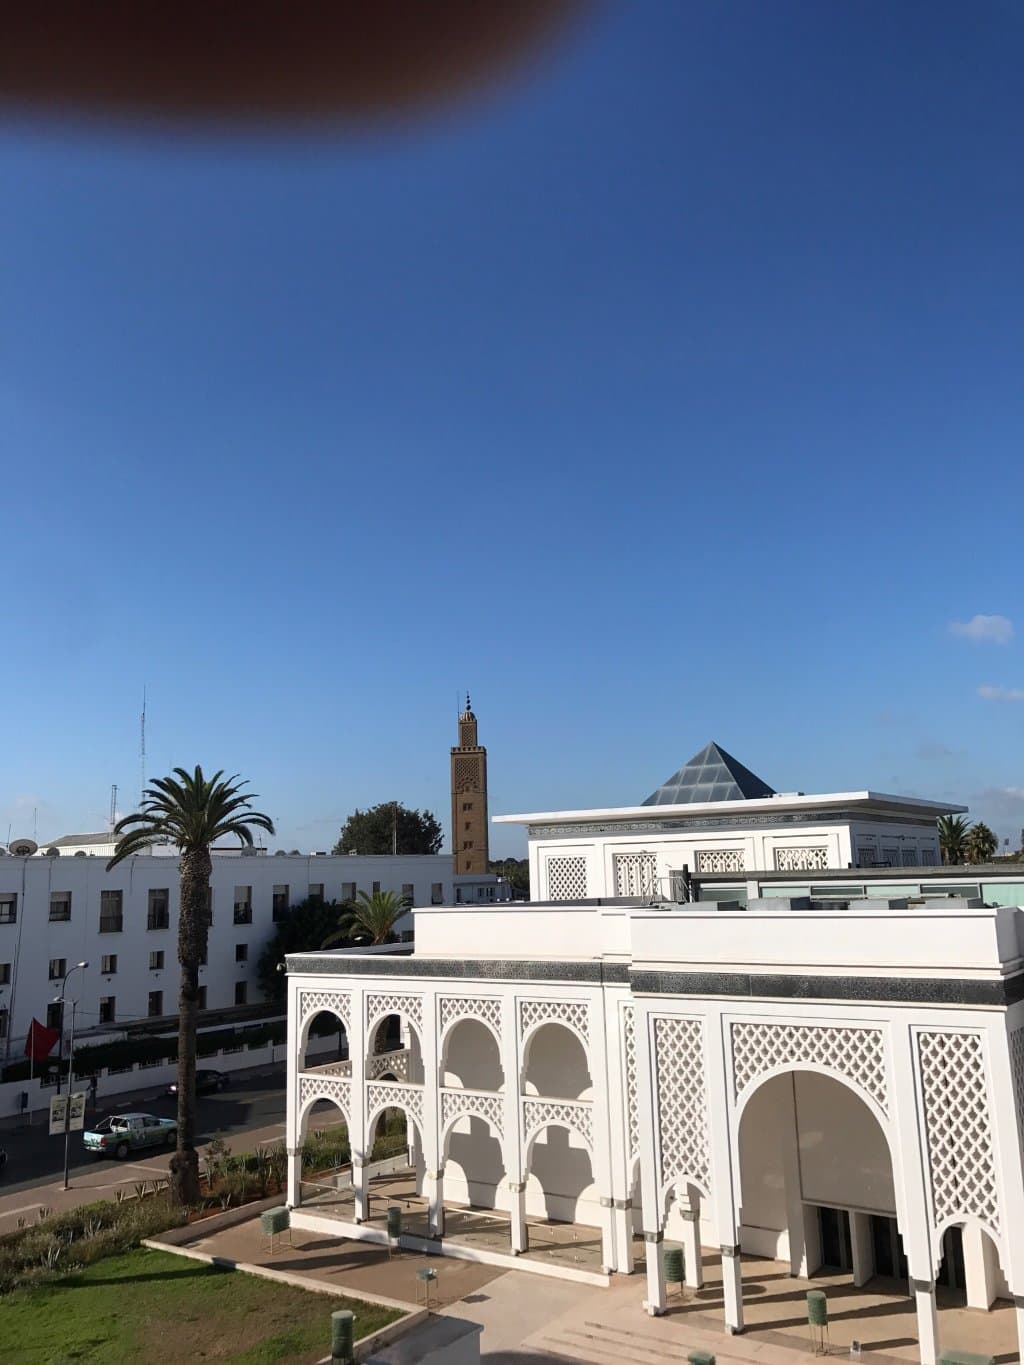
[522, 1098, 593, 1150]
[369, 1049, 410, 1081]
[917, 1031, 1000, 1234]
[654, 1016, 711, 1194]
[519, 998, 590, 1046]
[441, 1087, 504, 1136]
[366, 1079, 423, 1127]
[695, 848, 745, 874]
[773, 846, 829, 872]
[623, 1004, 639, 1160]
[1010, 1028, 1024, 1145]
[298, 1074, 351, 1121]
[614, 852, 657, 898]
[731, 1022, 888, 1116]
[298, 988, 351, 1031]
[366, 992, 423, 1034]
[439, 995, 503, 1040]
[546, 856, 587, 901]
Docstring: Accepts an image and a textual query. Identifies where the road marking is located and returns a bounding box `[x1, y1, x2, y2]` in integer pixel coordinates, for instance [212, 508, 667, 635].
[0, 1202, 43, 1220]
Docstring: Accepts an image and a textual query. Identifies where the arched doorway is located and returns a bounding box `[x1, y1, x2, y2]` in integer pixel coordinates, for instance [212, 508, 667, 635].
[298, 1008, 349, 1072]
[521, 1021, 592, 1099]
[935, 1222, 1015, 1351]
[366, 1013, 423, 1084]
[296, 1089, 351, 1214]
[442, 1017, 504, 1091]
[737, 1069, 899, 1286]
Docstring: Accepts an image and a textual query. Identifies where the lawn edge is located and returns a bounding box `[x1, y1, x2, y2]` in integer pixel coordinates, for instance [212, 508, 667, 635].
[140, 1236, 424, 1319]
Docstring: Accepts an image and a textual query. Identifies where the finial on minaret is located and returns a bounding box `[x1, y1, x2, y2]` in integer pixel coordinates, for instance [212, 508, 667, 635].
[465, 692, 472, 713]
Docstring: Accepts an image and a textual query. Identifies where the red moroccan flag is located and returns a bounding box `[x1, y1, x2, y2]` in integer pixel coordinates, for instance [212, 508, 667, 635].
[24, 1018, 60, 1062]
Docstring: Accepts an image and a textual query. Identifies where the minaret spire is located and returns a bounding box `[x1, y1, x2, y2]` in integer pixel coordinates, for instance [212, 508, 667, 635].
[451, 693, 488, 876]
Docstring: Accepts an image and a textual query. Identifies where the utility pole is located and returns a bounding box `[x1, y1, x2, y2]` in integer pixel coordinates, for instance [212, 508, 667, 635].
[392, 801, 398, 856]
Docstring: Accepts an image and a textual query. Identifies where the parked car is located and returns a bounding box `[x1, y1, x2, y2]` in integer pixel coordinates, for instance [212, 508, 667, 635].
[166, 1068, 229, 1097]
[83, 1113, 177, 1160]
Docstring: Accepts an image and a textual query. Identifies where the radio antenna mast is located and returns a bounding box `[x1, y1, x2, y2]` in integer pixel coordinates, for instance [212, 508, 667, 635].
[140, 686, 147, 801]
[109, 784, 118, 832]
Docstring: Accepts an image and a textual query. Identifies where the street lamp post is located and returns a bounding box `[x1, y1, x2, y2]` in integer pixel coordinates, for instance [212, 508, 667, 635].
[55, 961, 89, 1097]
[54, 961, 88, 1191]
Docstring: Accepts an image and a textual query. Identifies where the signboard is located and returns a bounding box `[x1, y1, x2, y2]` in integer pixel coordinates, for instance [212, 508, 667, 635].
[48, 1091, 86, 1136]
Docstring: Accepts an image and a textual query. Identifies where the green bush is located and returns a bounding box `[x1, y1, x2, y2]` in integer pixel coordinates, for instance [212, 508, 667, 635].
[0, 1194, 187, 1296]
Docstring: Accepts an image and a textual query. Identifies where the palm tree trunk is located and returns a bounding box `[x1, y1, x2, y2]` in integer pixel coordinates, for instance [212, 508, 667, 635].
[172, 847, 212, 1206]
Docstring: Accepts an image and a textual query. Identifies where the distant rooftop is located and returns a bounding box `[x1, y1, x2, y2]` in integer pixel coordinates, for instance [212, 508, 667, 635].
[642, 740, 775, 806]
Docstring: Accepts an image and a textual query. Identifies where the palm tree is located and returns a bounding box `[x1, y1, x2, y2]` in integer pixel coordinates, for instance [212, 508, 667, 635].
[964, 820, 999, 864]
[321, 889, 409, 949]
[107, 767, 274, 1205]
[937, 814, 971, 866]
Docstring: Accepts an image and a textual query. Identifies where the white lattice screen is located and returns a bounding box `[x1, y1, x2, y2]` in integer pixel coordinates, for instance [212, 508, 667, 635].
[731, 1022, 888, 1114]
[614, 852, 657, 897]
[439, 995, 503, 1040]
[773, 846, 829, 872]
[917, 1031, 1000, 1233]
[623, 1004, 639, 1160]
[654, 1016, 711, 1194]
[695, 848, 745, 874]
[546, 856, 588, 901]
[1011, 1027, 1024, 1145]
[519, 998, 590, 1046]
[441, 1088, 504, 1136]
[522, 1098, 593, 1150]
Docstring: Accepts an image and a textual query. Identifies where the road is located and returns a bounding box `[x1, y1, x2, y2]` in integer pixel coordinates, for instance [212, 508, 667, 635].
[0, 1061, 335, 1232]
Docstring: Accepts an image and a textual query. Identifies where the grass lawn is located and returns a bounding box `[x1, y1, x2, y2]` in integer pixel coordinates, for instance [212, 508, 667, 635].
[2, 1247, 402, 1363]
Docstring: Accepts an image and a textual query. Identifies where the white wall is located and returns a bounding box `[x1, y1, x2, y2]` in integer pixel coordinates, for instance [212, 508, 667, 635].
[0, 852, 453, 1056]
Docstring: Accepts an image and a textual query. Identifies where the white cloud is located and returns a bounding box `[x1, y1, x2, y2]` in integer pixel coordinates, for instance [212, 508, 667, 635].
[978, 685, 1024, 702]
[950, 614, 1014, 644]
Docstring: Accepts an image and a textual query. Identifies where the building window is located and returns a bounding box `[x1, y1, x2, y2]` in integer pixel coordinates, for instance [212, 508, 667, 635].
[308, 883, 324, 902]
[431, 882, 443, 905]
[546, 856, 588, 901]
[99, 890, 123, 933]
[99, 997, 116, 1025]
[694, 849, 745, 875]
[462, 841, 472, 851]
[234, 981, 247, 1006]
[101, 954, 117, 975]
[272, 884, 289, 920]
[0, 962, 10, 985]
[148, 991, 163, 1018]
[233, 886, 252, 925]
[920, 848, 937, 866]
[235, 943, 248, 963]
[49, 892, 72, 922]
[197, 985, 207, 1010]
[0, 1009, 7, 1041]
[147, 889, 170, 930]
[372, 881, 381, 894]
[342, 882, 356, 902]
[0, 894, 17, 925]
[46, 1002, 62, 1031]
[462, 802, 472, 812]
[772, 846, 830, 873]
[464, 822, 471, 831]
[149, 951, 164, 970]
[49, 958, 67, 981]
[401, 884, 414, 903]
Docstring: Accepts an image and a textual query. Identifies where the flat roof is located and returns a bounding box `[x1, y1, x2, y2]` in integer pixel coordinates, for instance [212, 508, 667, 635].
[494, 790, 966, 825]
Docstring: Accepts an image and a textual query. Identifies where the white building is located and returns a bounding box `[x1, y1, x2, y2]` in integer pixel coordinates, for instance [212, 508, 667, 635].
[0, 850, 455, 1061]
[284, 748, 1024, 1365]
[500, 742, 953, 901]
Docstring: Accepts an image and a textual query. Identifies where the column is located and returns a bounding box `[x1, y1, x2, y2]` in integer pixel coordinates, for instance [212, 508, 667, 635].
[703, 1004, 744, 1334]
[348, 987, 368, 1223]
[913, 1279, 939, 1365]
[614, 1197, 636, 1274]
[588, 987, 618, 1274]
[633, 1000, 667, 1314]
[645, 1232, 667, 1312]
[286, 1147, 301, 1208]
[679, 1195, 704, 1290]
[889, 1022, 941, 1365]
[501, 992, 527, 1256]
[721, 1244, 744, 1335]
[351, 1154, 369, 1223]
[426, 1168, 445, 1239]
[850, 1211, 873, 1288]
[509, 1180, 528, 1253]
[962, 1224, 997, 1309]
[778, 1074, 814, 1277]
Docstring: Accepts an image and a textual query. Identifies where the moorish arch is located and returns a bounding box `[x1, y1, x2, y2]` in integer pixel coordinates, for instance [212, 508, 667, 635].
[521, 1021, 593, 1100]
[297, 1074, 351, 1139]
[524, 1109, 597, 1224]
[442, 1016, 505, 1092]
[296, 988, 352, 1069]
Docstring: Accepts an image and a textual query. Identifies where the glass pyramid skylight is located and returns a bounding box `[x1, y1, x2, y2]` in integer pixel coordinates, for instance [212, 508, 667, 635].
[642, 741, 776, 806]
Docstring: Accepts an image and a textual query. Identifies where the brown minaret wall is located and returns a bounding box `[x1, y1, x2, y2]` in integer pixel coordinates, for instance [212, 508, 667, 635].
[450, 695, 489, 875]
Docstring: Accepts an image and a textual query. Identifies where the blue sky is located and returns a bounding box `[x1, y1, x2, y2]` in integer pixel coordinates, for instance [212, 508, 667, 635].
[2, 3, 1023, 857]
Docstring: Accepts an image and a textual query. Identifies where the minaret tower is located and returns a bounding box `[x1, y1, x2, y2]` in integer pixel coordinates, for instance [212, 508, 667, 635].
[450, 694, 489, 875]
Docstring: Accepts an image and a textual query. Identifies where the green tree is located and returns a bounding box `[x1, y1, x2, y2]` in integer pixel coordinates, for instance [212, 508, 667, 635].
[321, 889, 409, 948]
[937, 814, 971, 866]
[964, 820, 998, 864]
[333, 802, 442, 856]
[108, 766, 274, 1206]
[489, 857, 529, 897]
[256, 896, 351, 1005]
